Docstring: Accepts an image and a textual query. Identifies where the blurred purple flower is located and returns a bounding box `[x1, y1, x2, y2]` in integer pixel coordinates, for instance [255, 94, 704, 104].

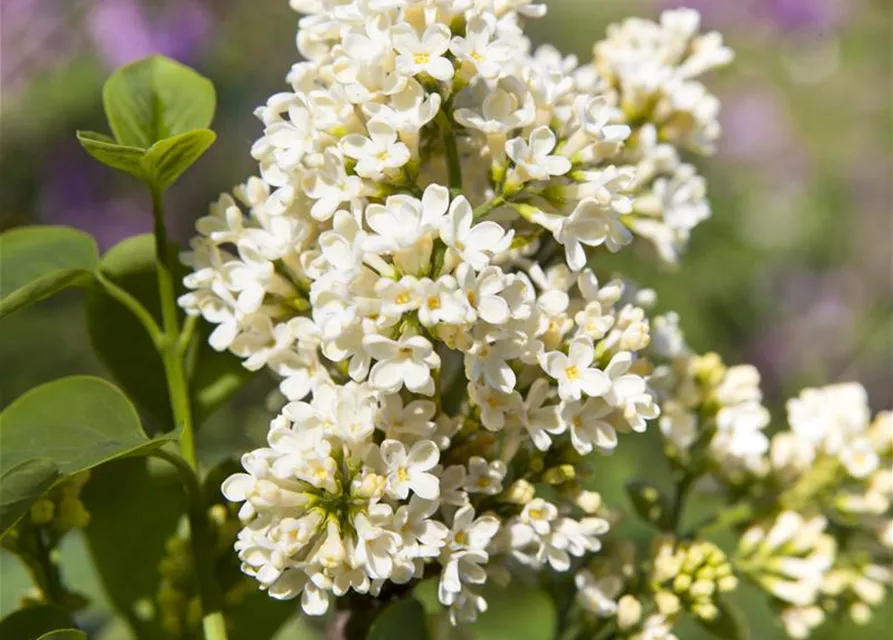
[767, 0, 842, 32]
[87, 0, 213, 69]
[660, 0, 849, 32]
[719, 87, 792, 161]
[750, 268, 867, 393]
[40, 142, 150, 250]
[1, 0, 77, 94]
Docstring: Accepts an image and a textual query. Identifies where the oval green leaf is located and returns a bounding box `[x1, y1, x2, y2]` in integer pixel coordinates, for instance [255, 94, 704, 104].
[0, 376, 166, 536]
[0, 226, 98, 319]
[142, 129, 216, 192]
[473, 585, 557, 640]
[102, 55, 215, 148]
[0, 605, 73, 640]
[0, 458, 62, 538]
[367, 598, 428, 640]
[82, 457, 186, 640]
[87, 235, 255, 429]
[76, 131, 147, 181]
[37, 630, 87, 640]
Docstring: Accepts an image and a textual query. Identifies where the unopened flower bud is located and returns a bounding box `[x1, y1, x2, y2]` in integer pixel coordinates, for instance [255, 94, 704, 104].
[30, 499, 55, 525]
[617, 595, 642, 630]
[575, 490, 603, 514]
[504, 479, 535, 505]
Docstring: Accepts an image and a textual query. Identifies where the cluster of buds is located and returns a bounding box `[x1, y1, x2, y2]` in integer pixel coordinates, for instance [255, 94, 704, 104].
[27, 470, 91, 535]
[649, 537, 737, 622]
[157, 504, 254, 637]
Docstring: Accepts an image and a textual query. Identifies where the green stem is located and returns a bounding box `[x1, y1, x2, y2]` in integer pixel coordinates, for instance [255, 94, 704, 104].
[32, 527, 66, 606]
[473, 194, 506, 220]
[670, 472, 696, 535]
[695, 502, 754, 537]
[95, 270, 164, 346]
[149, 190, 224, 640]
[436, 110, 462, 192]
[152, 449, 228, 640]
[150, 187, 197, 469]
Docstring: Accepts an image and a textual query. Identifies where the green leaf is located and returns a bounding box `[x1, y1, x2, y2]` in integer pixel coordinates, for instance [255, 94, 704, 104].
[142, 129, 216, 192]
[695, 599, 750, 640]
[103, 55, 215, 149]
[37, 630, 87, 640]
[82, 457, 186, 640]
[367, 598, 428, 640]
[0, 376, 166, 536]
[86, 235, 255, 429]
[0, 605, 73, 640]
[473, 585, 557, 640]
[0, 226, 98, 319]
[0, 458, 62, 537]
[625, 480, 674, 531]
[76, 131, 146, 181]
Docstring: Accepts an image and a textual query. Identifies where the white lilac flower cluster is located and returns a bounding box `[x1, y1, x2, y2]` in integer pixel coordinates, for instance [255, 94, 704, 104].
[647, 314, 771, 478]
[745, 387, 892, 638]
[176, 0, 753, 629]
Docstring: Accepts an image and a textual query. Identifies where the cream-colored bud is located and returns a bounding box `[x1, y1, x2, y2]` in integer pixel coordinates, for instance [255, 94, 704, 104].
[575, 490, 603, 514]
[30, 498, 55, 525]
[504, 479, 536, 505]
[655, 590, 681, 616]
[617, 595, 642, 630]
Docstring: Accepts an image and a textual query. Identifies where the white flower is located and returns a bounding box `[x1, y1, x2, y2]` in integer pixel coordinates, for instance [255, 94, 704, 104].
[839, 438, 880, 479]
[558, 198, 632, 271]
[393, 496, 449, 558]
[562, 399, 618, 455]
[418, 276, 467, 326]
[520, 498, 558, 536]
[377, 439, 441, 500]
[521, 378, 565, 451]
[377, 393, 437, 442]
[365, 184, 449, 253]
[302, 150, 366, 221]
[340, 119, 411, 179]
[506, 126, 571, 182]
[450, 15, 515, 80]
[440, 196, 514, 270]
[575, 569, 622, 616]
[393, 23, 454, 81]
[465, 334, 526, 393]
[787, 383, 870, 455]
[468, 383, 522, 432]
[464, 457, 506, 495]
[540, 335, 610, 402]
[364, 334, 440, 395]
[455, 263, 511, 324]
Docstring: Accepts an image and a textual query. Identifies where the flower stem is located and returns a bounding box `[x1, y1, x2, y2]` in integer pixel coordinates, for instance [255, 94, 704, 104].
[473, 194, 506, 220]
[670, 472, 696, 535]
[95, 270, 164, 347]
[152, 449, 228, 640]
[150, 190, 226, 640]
[695, 502, 754, 537]
[31, 526, 66, 606]
[150, 187, 197, 469]
[436, 110, 462, 192]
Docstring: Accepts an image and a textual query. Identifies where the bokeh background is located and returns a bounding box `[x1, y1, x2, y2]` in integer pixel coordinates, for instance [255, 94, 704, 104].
[1, 0, 891, 638]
